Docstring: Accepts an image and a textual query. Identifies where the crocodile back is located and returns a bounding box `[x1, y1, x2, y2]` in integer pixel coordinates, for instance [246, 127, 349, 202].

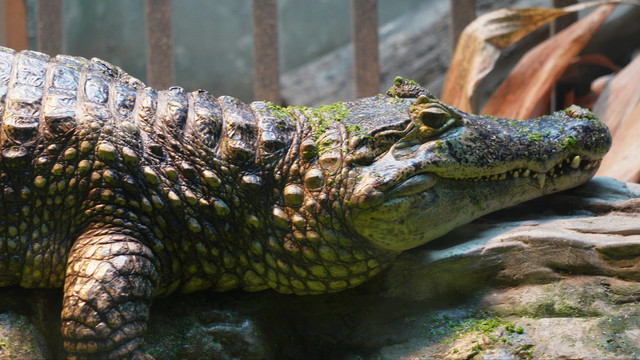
[0, 47, 392, 295]
[0, 47, 292, 290]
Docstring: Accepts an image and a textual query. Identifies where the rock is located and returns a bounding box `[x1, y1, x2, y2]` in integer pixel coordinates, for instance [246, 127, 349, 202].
[384, 177, 640, 302]
[141, 177, 640, 359]
[2, 177, 640, 359]
[144, 294, 274, 360]
[0, 312, 48, 359]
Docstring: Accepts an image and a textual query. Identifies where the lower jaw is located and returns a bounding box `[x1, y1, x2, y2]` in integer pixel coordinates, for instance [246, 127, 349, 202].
[355, 170, 598, 247]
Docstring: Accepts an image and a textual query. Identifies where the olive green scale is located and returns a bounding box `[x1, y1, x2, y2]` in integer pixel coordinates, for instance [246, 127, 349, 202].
[0, 47, 393, 296]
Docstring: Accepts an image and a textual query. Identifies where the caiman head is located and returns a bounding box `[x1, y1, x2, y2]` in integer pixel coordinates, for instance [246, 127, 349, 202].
[334, 78, 611, 251]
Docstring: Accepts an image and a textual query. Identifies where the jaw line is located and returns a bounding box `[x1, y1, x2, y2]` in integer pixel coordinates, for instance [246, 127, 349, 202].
[351, 162, 601, 251]
[384, 154, 602, 199]
[350, 149, 603, 211]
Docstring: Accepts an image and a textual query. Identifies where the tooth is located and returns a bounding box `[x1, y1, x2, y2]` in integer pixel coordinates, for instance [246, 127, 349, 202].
[570, 156, 581, 169]
[584, 163, 592, 170]
[532, 173, 538, 179]
[512, 170, 520, 178]
[523, 169, 530, 177]
[499, 173, 506, 180]
[549, 168, 555, 176]
[537, 173, 546, 188]
[490, 175, 498, 180]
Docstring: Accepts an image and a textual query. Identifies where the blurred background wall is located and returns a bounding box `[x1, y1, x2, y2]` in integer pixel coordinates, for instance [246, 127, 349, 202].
[5, 0, 432, 102]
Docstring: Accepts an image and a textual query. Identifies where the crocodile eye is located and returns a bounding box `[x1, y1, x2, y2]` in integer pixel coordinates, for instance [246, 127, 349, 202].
[417, 107, 448, 129]
[410, 102, 460, 139]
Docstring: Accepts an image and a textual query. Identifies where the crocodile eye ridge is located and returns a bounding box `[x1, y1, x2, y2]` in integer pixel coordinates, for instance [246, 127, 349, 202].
[409, 99, 461, 139]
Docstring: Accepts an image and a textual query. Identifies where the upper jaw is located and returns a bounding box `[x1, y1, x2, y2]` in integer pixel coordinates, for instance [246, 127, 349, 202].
[350, 153, 602, 210]
[348, 111, 611, 209]
[441, 154, 602, 190]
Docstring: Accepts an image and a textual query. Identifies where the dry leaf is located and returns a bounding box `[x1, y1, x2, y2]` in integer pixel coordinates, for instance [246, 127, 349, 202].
[442, 7, 567, 112]
[568, 54, 620, 72]
[481, 4, 615, 119]
[593, 54, 640, 136]
[596, 103, 640, 182]
[594, 55, 640, 182]
[441, 1, 624, 113]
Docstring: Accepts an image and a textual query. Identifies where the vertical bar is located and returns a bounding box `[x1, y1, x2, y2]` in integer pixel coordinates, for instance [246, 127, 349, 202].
[550, 0, 577, 111]
[36, 0, 63, 55]
[449, 0, 476, 51]
[351, 0, 379, 98]
[550, 0, 578, 35]
[5, 0, 29, 50]
[145, 0, 174, 89]
[252, 0, 280, 104]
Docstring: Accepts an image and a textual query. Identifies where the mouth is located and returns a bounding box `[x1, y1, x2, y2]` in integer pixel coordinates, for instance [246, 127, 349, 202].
[351, 153, 604, 251]
[447, 155, 601, 188]
[386, 154, 602, 199]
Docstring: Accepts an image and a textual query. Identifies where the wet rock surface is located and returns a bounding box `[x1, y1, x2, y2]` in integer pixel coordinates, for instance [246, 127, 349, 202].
[2, 177, 640, 359]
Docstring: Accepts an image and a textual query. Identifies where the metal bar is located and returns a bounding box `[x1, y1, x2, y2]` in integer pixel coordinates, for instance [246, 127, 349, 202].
[252, 0, 280, 104]
[145, 0, 174, 89]
[550, 0, 578, 111]
[351, 0, 379, 98]
[36, 0, 63, 55]
[5, 0, 29, 50]
[551, 0, 578, 35]
[449, 0, 476, 51]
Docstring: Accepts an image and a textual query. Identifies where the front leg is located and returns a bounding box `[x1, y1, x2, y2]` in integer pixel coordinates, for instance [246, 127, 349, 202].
[61, 228, 159, 359]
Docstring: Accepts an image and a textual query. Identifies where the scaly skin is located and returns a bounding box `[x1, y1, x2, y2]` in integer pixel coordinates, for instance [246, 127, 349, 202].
[0, 47, 611, 358]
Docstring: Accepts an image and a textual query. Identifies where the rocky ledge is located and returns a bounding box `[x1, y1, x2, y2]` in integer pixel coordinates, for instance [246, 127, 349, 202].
[1, 177, 639, 359]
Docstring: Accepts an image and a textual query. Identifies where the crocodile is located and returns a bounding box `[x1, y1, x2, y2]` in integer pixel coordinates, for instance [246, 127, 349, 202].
[0, 46, 611, 359]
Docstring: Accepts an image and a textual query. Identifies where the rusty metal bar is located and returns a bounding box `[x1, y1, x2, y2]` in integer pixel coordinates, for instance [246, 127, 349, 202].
[352, 0, 379, 98]
[5, 0, 29, 50]
[36, 0, 63, 55]
[449, 0, 476, 51]
[145, 0, 174, 89]
[252, 0, 280, 103]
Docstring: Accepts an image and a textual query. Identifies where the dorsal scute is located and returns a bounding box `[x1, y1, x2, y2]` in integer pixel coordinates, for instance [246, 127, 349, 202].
[88, 57, 122, 80]
[51, 54, 85, 91]
[2, 50, 49, 146]
[250, 101, 295, 165]
[218, 95, 257, 163]
[41, 54, 84, 138]
[156, 86, 188, 136]
[185, 89, 222, 151]
[78, 57, 129, 128]
[133, 87, 166, 158]
[83, 73, 109, 105]
[0, 48, 16, 120]
[135, 87, 158, 130]
[110, 76, 146, 156]
[113, 78, 142, 120]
